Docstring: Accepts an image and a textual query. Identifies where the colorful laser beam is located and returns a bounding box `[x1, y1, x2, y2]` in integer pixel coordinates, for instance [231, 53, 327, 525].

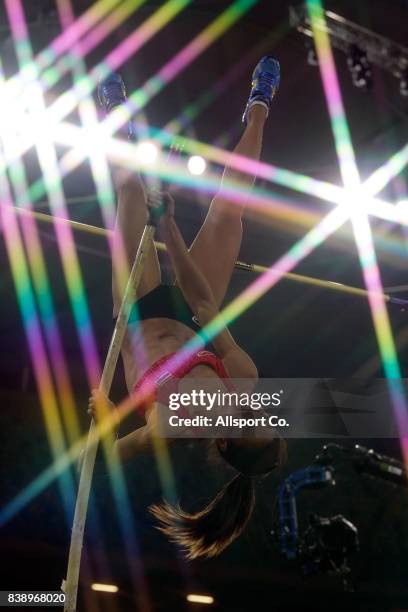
[164, 25, 289, 135]
[2, 0, 124, 101]
[2, 0, 88, 520]
[38, 0, 149, 96]
[4, 2, 102, 493]
[46, 0, 192, 131]
[46, 0, 261, 192]
[363, 142, 408, 198]
[50, 121, 408, 233]
[54, 2, 117, 259]
[106, 0, 259, 135]
[1, 0, 192, 176]
[0, 61, 81, 448]
[1, 23, 101, 585]
[48, 117, 407, 234]
[306, 0, 408, 458]
[53, 115, 407, 232]
[0, 153, 76, 518]
[2, 7, 114, 592]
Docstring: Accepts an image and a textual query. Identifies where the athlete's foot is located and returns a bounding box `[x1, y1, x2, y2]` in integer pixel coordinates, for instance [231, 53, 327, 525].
[242, 56, 280, 124]
[97, 72, 137, 141]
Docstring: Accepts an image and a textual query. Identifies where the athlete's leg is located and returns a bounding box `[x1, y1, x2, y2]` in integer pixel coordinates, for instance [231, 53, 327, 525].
[187, 56, 279, 306]
[98, 73, 161, 315]
[112, 171, 161, 316]
[187, 105, 267, 306]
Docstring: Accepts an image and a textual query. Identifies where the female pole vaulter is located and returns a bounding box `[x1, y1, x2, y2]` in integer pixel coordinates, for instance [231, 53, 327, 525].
[89, 57, 287, 559]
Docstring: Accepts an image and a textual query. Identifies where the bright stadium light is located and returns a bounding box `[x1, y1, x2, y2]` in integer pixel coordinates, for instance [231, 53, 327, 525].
[395, 199, 408, 222]
[186, 593, 214, 604]
[135, 140, 159, 165]
[91, 583, 118, 593]
[187, 154, 206, 176]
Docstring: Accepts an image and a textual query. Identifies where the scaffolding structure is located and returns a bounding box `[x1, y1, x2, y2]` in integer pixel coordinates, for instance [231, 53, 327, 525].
[289, 4, 408, 83]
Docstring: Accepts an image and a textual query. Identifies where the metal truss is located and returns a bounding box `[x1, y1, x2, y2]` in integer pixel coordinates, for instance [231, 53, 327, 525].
[289, 4, 408, 79]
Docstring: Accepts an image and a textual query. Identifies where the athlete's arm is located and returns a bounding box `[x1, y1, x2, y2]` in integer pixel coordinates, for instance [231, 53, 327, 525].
[156, 192, 257, 379]
[86, 389, 168, 462]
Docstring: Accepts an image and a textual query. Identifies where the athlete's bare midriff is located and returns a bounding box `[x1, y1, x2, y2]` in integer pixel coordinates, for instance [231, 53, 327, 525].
[121, 317, 223, 392]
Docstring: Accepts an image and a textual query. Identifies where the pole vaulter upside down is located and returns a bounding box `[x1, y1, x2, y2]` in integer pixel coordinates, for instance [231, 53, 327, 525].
[64, 56, 287, 611]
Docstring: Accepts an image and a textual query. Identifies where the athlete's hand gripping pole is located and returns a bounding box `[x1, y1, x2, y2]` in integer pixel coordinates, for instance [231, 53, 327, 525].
[62, 188, 169, 612]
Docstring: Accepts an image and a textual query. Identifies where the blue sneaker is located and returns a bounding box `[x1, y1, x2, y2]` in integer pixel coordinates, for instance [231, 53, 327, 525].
[98, 72, 136, 141]
[242, 56, 280, 124]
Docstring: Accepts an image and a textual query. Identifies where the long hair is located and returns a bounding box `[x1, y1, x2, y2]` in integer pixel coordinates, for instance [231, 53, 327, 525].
[149, 436, 287, 559]
[149, 472, 255, 559]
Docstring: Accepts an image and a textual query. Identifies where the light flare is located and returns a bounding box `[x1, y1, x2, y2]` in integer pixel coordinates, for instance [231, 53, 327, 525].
[135, 140, 160, 165]
[307, 0, 408, 459]
[187, 155, 206, 175]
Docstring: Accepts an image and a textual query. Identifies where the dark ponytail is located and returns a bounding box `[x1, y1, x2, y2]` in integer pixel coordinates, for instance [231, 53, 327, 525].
[149, 473, 255, 559]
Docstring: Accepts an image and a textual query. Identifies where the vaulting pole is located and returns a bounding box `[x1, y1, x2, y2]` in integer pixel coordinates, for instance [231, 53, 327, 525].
[62, 208, 161, 611]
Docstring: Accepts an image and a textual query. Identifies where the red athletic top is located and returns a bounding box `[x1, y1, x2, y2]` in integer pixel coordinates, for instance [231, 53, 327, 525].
[132, 350, 235, 416]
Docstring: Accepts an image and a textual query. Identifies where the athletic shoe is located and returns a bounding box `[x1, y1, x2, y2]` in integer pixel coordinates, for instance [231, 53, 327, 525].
[97, 72, 136, 141]
[242, 56, 280, 124]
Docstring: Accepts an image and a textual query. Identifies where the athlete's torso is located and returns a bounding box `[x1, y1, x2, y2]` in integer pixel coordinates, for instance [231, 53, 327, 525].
[120, 284, 256, 392]
[121, 284, 219, 391]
